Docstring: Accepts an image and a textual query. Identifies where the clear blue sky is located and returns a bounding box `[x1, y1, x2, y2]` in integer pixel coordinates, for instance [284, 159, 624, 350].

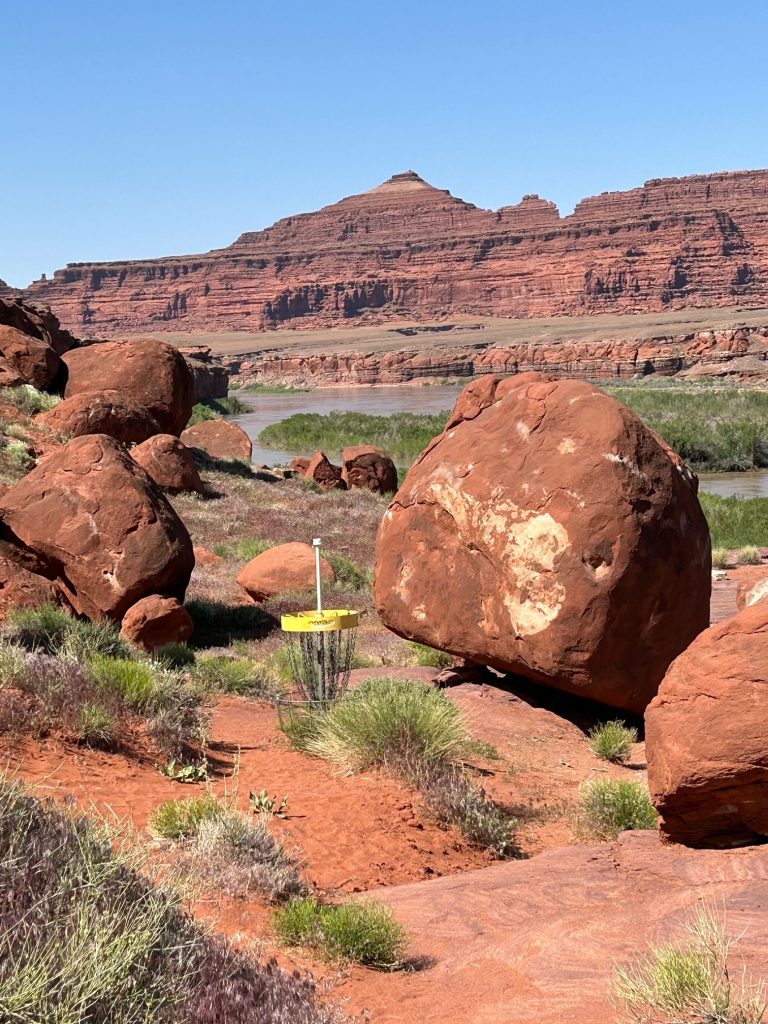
[2, 0, 767, 287]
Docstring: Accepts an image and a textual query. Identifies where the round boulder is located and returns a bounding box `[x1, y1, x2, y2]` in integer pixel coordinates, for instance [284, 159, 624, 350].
[38, 391, 162, 444]
[236, 542, 334, 603]
[63, 339, 194, 435]
[305, 451, 346, 490]
[0, 434, 194, 621]
[342, 445, 398, 494]
[120, 595, 194, 652]
[131, 434, 204, 494]
[180, 419, 253, 462]
[0, 324, 60, 390]
[375, 374, 711, 714]
[646, 602, 768, 847]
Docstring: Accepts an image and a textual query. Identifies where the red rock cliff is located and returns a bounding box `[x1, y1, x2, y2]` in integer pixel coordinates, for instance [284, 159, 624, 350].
[11, 169, 768, 336]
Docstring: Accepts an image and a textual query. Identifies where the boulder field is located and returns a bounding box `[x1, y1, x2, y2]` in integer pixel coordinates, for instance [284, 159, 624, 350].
[375, 373, 712, 713]
[0, 434, 194, 621]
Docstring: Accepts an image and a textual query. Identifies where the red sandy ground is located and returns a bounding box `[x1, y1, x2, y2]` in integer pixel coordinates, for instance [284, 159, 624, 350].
[4, 579, 766, 1023]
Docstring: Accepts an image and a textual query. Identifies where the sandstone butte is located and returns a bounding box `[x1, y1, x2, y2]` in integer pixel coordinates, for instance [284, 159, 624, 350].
[5, 168, 768, 337]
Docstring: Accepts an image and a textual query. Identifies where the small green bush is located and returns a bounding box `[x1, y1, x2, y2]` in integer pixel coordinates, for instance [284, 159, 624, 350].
[147, 676, 211, 759]
[325, 552, 373, 592]
[149, 793, 223, 839]
[0, 641, 28, 687]
[419, 765, 518, 858]
[4, 438, 33, 472]
[186, 396, 249, 426]
[711, 547, 731, 569]
[3, 605, 131, 659]
[89, 656, 157, 712]
[575, 778, 657, 840]
[155, 643, 196, 669]
[738, 545, 762, 566]
[4, 384, 60, 415]
[274, 897, 408, 969]
[409, 641, 453, 669]
[212, 537, 275, 561]
[289, 677, 468, 773]
[192, 654, 276, 697]
[613, 904, 767, 1024]
[78, 703, 117, 747]
[588, 720, 638, 764]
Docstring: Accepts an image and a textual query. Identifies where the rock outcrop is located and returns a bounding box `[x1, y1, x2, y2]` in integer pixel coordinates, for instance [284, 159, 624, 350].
[180, 418, 252, 462]
[130, 434, 204, 494]
[15, 169, 768, 336]
[375, 374, 711, 713]
[342, 445, 398, 494]
[63, 339, 194, 435]
[237, 542, 334, 604]
[646, 602, 768, 847]
[120, 594, 194, 652]
[304, 451, 346, 491]
[177, 345, 230, 402]
[735, 566, 768, 610]
[0, 434, 194, 621]
[38, 391, 162, 444]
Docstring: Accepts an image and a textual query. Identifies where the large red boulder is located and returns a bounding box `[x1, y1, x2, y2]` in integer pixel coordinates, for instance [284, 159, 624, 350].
[236, 542, 334, 603]
[63, 339, 194, 435]
[0, 544, 67, 621]
[0, 325, 60, 390]
[37, 391, 162, 444]
[375, 374, 711, 713]
[342, 445, 398, 494]
[646, 602, 768, 847]
[305, 451, 346, 490]
[0, 434, 194, 621]
[0, 296, 78, 357]
[130, 434, 204, 494]
[180, 418, 253, 462]
[120, 595, 194, 652]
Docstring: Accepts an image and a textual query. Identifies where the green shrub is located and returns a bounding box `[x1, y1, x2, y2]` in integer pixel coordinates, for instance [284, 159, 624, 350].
[3, 384, 60, 415]
[4, 438, 33, 472]
[274, 897, 408, 969]
[149, 793, 224, 839]
[575, 778, 657, 840]
[290, 677, 468, 773]
[738, 545, 762, 565]
[325, 551, 373, 591]
[192, 654, 277, 697]
[259, 410, 447, 463]
[89, 656, 157, 712]
[409, 641, 453, 669]
[614, 904, 767, 1024]
[212, 537, 275, 561]
[78, 703, 117, 747]
[147, 676, 211, 759]
[186, 396, 249, 426]
[0, 641, 28, 688]
[3, 605, 131, 659]
[155, 643, 196, 669]
[588, 720, 638, 763]
[699, 493, 768, 550]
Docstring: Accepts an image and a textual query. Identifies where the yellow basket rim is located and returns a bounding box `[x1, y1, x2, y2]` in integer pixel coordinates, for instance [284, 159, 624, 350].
[281, 609, 359, 633]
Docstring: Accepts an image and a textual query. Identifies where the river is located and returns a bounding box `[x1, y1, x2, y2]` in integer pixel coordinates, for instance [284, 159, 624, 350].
[231, 384, 768, 499]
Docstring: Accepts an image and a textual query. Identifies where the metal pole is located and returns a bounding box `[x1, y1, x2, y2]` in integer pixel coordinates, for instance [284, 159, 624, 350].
[313, 538, 323, 704]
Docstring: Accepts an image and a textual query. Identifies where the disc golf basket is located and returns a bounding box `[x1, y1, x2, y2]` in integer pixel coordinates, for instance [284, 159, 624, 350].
[278, 539, 358, 720]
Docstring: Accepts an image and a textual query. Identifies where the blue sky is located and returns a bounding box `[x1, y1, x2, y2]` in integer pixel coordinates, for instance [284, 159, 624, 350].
[2, 0, 767, 287]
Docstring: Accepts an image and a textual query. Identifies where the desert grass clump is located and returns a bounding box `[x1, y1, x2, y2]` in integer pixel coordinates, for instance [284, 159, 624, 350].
[711, 547, 732, 569]
[575, 778, 657, 841]
[0, 775, 336, 1024]
[192, 653, 280, 698]
[79, 703, 118, 747]
[3, 604, 131, 659]
[4, 384, 60, 415]
[588, 720, 638, 764]
[275, 897, 408, 970]
[738, 545, 762, 566]
[613, 904, 767, 1024]
[292, 677, 468, 773]
[147, 675, 212, 760]
[149, 792, 224, 839]
[325, 551, 373, 591]
[88, 655, 157, 712]
[409, 641, 453, 669]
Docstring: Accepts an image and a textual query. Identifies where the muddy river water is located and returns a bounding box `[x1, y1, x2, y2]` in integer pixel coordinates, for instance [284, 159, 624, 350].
[231, 384, 768, 499]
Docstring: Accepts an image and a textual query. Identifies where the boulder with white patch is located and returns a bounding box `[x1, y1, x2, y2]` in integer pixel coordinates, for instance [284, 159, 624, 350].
[374, 374, 711, 713]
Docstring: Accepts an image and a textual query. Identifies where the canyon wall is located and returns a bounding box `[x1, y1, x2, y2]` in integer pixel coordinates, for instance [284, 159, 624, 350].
[7, 168, 768, 336]
[230, 326, 768, 387]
